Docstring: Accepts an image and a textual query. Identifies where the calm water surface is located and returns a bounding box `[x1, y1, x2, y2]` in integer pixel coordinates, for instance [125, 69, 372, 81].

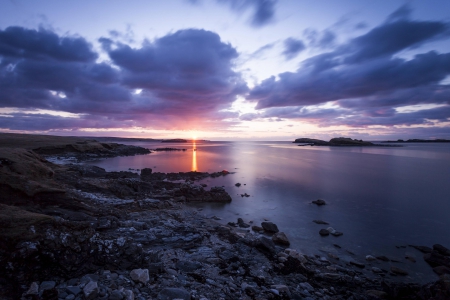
[85, 141, 450, 283]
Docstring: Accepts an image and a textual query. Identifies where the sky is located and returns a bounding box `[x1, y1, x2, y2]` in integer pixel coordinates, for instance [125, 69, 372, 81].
[1, 0, 450, 141]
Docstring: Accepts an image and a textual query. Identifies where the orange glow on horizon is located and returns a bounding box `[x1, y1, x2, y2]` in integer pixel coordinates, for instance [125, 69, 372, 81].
[192, 140, 197, 171]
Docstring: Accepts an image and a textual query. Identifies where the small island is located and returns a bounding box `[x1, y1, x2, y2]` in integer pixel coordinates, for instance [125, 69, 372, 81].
[294, 137, 398, 146]
[382, 139, 450, 143]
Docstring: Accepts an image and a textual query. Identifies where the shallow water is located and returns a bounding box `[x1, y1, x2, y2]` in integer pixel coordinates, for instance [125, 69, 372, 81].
[85, 141, 450, 283]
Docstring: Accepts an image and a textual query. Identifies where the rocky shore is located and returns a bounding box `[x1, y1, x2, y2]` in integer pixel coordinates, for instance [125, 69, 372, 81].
[0, 134, 449, 299]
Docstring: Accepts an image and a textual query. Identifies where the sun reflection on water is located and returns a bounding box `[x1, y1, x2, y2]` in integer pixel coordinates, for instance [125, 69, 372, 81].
[192, 141, 197, 171]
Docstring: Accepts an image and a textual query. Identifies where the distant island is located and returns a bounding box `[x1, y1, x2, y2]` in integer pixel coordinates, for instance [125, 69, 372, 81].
[294, 137, 399, 147]
[382, 139, 450, 143]
[161, 139, 209, 143]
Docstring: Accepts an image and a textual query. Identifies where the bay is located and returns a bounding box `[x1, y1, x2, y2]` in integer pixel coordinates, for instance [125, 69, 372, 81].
[85, 141, 450, 283]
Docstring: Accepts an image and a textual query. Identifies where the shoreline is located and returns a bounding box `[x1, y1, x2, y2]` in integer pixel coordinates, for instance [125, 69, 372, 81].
[0, 133, 449, 299]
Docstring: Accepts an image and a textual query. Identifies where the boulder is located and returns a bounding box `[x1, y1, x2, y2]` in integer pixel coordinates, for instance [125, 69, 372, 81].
[261, 221, 279, 233]
[312, 199, 326, 206]
[130, 268, 149, 284]
[252, 225, 264, 232]
[255, 236, 276, 254]
[272, 232, 290, 245]
[433, 266, 450, 275]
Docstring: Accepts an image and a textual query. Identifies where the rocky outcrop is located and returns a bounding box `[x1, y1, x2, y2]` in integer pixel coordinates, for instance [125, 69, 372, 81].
[294, 137, 395, 147]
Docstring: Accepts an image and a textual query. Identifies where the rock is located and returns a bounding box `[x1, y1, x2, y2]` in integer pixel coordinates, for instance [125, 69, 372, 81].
[26, 282, 39, 295]
[331, 231, 343, 236]
[261, 221, 279, 233]
[66, 286, 81, 295]
[255, 236, 276, 254]
[405, 253, 416, 262]
[434, 244, 450, 256]
[390, 266, 408, 275]
[433, 266, 450, 275]
[83, 281, 98, 300]
[313, 220, 329, 225]
[124, 289, 134, 300]
[270, 285, 291, 297]
[251, 225, 264, 232]
[157, 288, 190, 300]
[366, 290, 387, 299]
[350, 261, 365, 268]
[140, 168, 153, 177]
[272, 232, 290, 245]
[319, 229, 329, 236]
[235, 183, 241, 187]
[130, 268, 149, 284]
[176, 260, 202, 272]
[372, 267, 383, 274]
[409, 245, 433, 253]
[424, 251, 450, 268]
[376, 255, 390, 262]
[39, 281, 56, 293]
[312, 199, 326, 206]
[366, 255, 377, 261]
[110, 290, 124, 300]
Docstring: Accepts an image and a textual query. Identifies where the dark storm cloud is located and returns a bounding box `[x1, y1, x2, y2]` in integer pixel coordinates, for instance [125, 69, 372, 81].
[246, 12, 450, 128]
[0, 26, 247, 130]
[282, 38, 305, 60]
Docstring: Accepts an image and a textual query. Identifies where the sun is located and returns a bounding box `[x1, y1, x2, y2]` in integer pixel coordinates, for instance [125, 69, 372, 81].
[192, 135, 197, 140]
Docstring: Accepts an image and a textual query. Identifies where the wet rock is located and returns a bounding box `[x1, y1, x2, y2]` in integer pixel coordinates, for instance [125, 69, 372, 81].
[83, 281, 98, 300]
[272, 232, 290, 246]
[312, 199, 326, 206]
[271, 284, 291, 297]
[434, 244, 450, 256]
[390, 266, 408, 276]
[157, 287, 190, 300]
[261, 221, 279, 233]
[313, 220, 329, 225]
[366, 255, 377, 261]
[319, 229, 329, 236]
[235, 183, 241, 187]
[130, 269, 149, 284]
[331, 231, 343, 236]
[376, 255, 390, 262]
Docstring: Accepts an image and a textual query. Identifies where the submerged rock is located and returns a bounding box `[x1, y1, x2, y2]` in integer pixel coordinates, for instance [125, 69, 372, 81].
[312, 199, 326, 206]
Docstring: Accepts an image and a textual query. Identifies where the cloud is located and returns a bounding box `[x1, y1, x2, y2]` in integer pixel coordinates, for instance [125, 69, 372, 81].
[0, 26, 247, 131]
[0, 26, 97, 62]
[216, 0, 277, 27]
[282, 38, 305, 60]
[303, 29, 336, 49]
[246, 11, 450, 128]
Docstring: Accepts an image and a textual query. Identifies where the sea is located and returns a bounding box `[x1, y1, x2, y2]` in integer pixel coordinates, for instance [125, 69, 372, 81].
[84, 141, 450, 283]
